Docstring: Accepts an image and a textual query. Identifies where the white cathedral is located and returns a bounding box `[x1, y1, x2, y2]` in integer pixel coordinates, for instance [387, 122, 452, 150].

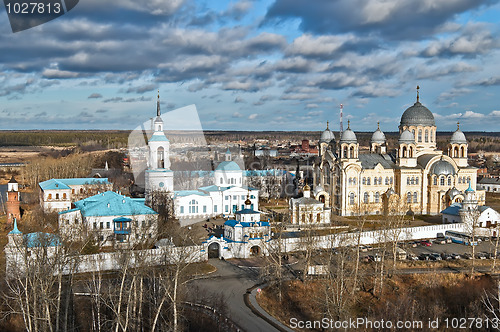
[144, 94, 259, 223]
[313, 87, 485, 216]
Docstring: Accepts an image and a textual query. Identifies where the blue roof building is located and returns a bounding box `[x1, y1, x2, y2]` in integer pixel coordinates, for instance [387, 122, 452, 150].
[58, 191, 158, 247]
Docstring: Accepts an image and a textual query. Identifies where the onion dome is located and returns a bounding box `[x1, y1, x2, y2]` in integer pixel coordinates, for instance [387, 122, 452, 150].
[320, 121, 336, 143]
[447, 187, 461, 199]
[465, 181, 474, 193]
[303, 184, 311, 191]
[313, 184, 324, 195]
[430, 158, 456, 176]
[370, 122, 386, 144]
[245, 197, 251, 206]
[450, 122, 467, 144]
[340, 120, 357, 143]
[400, 86, 435, 127]
[398, 129, 415, 144]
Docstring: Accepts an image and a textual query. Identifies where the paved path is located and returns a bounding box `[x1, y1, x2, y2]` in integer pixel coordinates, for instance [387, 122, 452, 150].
[190, 259, 291, 332]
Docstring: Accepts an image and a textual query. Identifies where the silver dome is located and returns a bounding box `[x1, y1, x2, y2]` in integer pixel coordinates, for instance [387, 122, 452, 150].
[400, 101, 435, 127]
[398, 129, 415, 144]
[320, 122, 335, 143]
[370, 124, 386, 144]
[430, 159, 456, 176]
[340, 121, 357, 143]
[450, 125, 467, 144]
[313, 184, 324, 195]
[447, 187, 461, 199]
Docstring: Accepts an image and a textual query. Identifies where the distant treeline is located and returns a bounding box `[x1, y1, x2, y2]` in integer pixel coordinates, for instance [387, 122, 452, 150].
[0, 131, 131, 148]
[0, 130, 498, 153]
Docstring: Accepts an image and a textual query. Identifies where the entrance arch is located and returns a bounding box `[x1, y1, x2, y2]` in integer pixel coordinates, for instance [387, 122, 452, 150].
[250, 245, 261, 256]
[318, 195, 325, 204]
[208, 242, 220, 259]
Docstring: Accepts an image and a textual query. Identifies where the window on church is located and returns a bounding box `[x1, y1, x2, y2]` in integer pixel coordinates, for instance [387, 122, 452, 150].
[448, 177, 452, 186]
[157, 147, 165, 168]
[364, 192, 369, 204]
[180, 206, 184, 213]
[220, 178, 223, 184]
[367, 178, 371, 185]
[385, 177, 389, 185]
[375, 192, 380, 203]
[363, 177, 366, 185]
[390, 177, 393, 185]
[458, 177, 462, 184]
[353, 178, 357, 185]
[63, 193, 67, 200]
[378, 177, 382, 185]
[413, 192, 418, 203]
[425, 129, 429, 142]
[407, 192, 412, 203]
[349, 193, 355, 205]
[374, 177, 378, 185]
[416, 177, 419, 185]
[203, 206, 207, 213]
[48, 193, 52, 200]
[214, 205, 217, 213]
[225, 205, 228, 213]
[440, 176, 445, 186]
[407, 178, 410, 185]
[189, 200, 198, 214]
[56, 193, 59, 200]
[433, 176, 437, 186]
[418, 129, 422, 142]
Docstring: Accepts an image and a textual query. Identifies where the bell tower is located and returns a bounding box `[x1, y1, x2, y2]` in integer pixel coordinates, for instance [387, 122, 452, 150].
[6, 176, 20, 226]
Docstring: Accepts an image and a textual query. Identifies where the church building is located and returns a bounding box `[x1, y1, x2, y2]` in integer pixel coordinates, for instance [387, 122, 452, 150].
[313, 87, 485, 216]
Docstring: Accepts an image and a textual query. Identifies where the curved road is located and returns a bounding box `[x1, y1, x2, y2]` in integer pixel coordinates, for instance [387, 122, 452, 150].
[190, 259, 292, 332]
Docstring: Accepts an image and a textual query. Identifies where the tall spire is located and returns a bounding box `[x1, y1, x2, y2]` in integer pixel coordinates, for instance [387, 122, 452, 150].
[157, 89, 161, 117]
[377, 121, 380, 130]
[457, 121, 460, 130]
[416, 85, 420, 102]
[326, 121, 329, 129]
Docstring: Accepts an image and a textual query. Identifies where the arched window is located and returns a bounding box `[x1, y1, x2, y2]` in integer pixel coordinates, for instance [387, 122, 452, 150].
[374, 177, 378, 185]
[409, 146, 414, 157]
[362, 177, 366, 185]
[220, 178, 223, 184]
[364, 192, 369, 204]
[80, 188, 83, 194]
[375, 192, 380, 203]
[458, 177, 462, 184]
[157, 147, 165, 168]
[390, 177, 393, 185]
[48, 193, 52, 199]
[407, 177, 410, 185]
[461, 146, 465, 158]
[418, 129, 422, 142]
[412, 129, 416, 137]
[425, 129, 429, 142]
[349, 146, 355, 158]
[189, 199, 199, 214]
[448, 176, 452, 186]
[349, 193, 355, 205]
[413, 192, 418, 203]
[440, 176, 445, 186]
[454, 146, 459, 158]
[378, 177, 382, 185]
[411, 177, 415, 185]
[353, 178, 357, 185]
[433, 176, 437, 186]
[367, 177, 371, 185]
[402, 146, 407, 158]
[385, 177, 389, 185]
[63, 193, 67, 200]
[55, 193, 59, 200]
[348, 178, 352, 186]
[407, 192, 412, 203]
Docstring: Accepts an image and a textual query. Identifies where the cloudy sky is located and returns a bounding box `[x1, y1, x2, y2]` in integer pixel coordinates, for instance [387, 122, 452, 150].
[1, 0, 500, 132]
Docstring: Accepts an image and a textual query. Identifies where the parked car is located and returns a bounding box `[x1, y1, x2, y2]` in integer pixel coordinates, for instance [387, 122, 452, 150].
[440, 253, 453, 260]
[462, 253, 473, 260]
[433, 239, 446, 245]
[409, 241, 419, 248]
[431, 253, 442, 261]
[420, 240, 432, 247]
[476, 252, 487, 260]
[419, 253, 431, 260]
[450, 253, 461, 260]
[407, 254, 419, 261]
